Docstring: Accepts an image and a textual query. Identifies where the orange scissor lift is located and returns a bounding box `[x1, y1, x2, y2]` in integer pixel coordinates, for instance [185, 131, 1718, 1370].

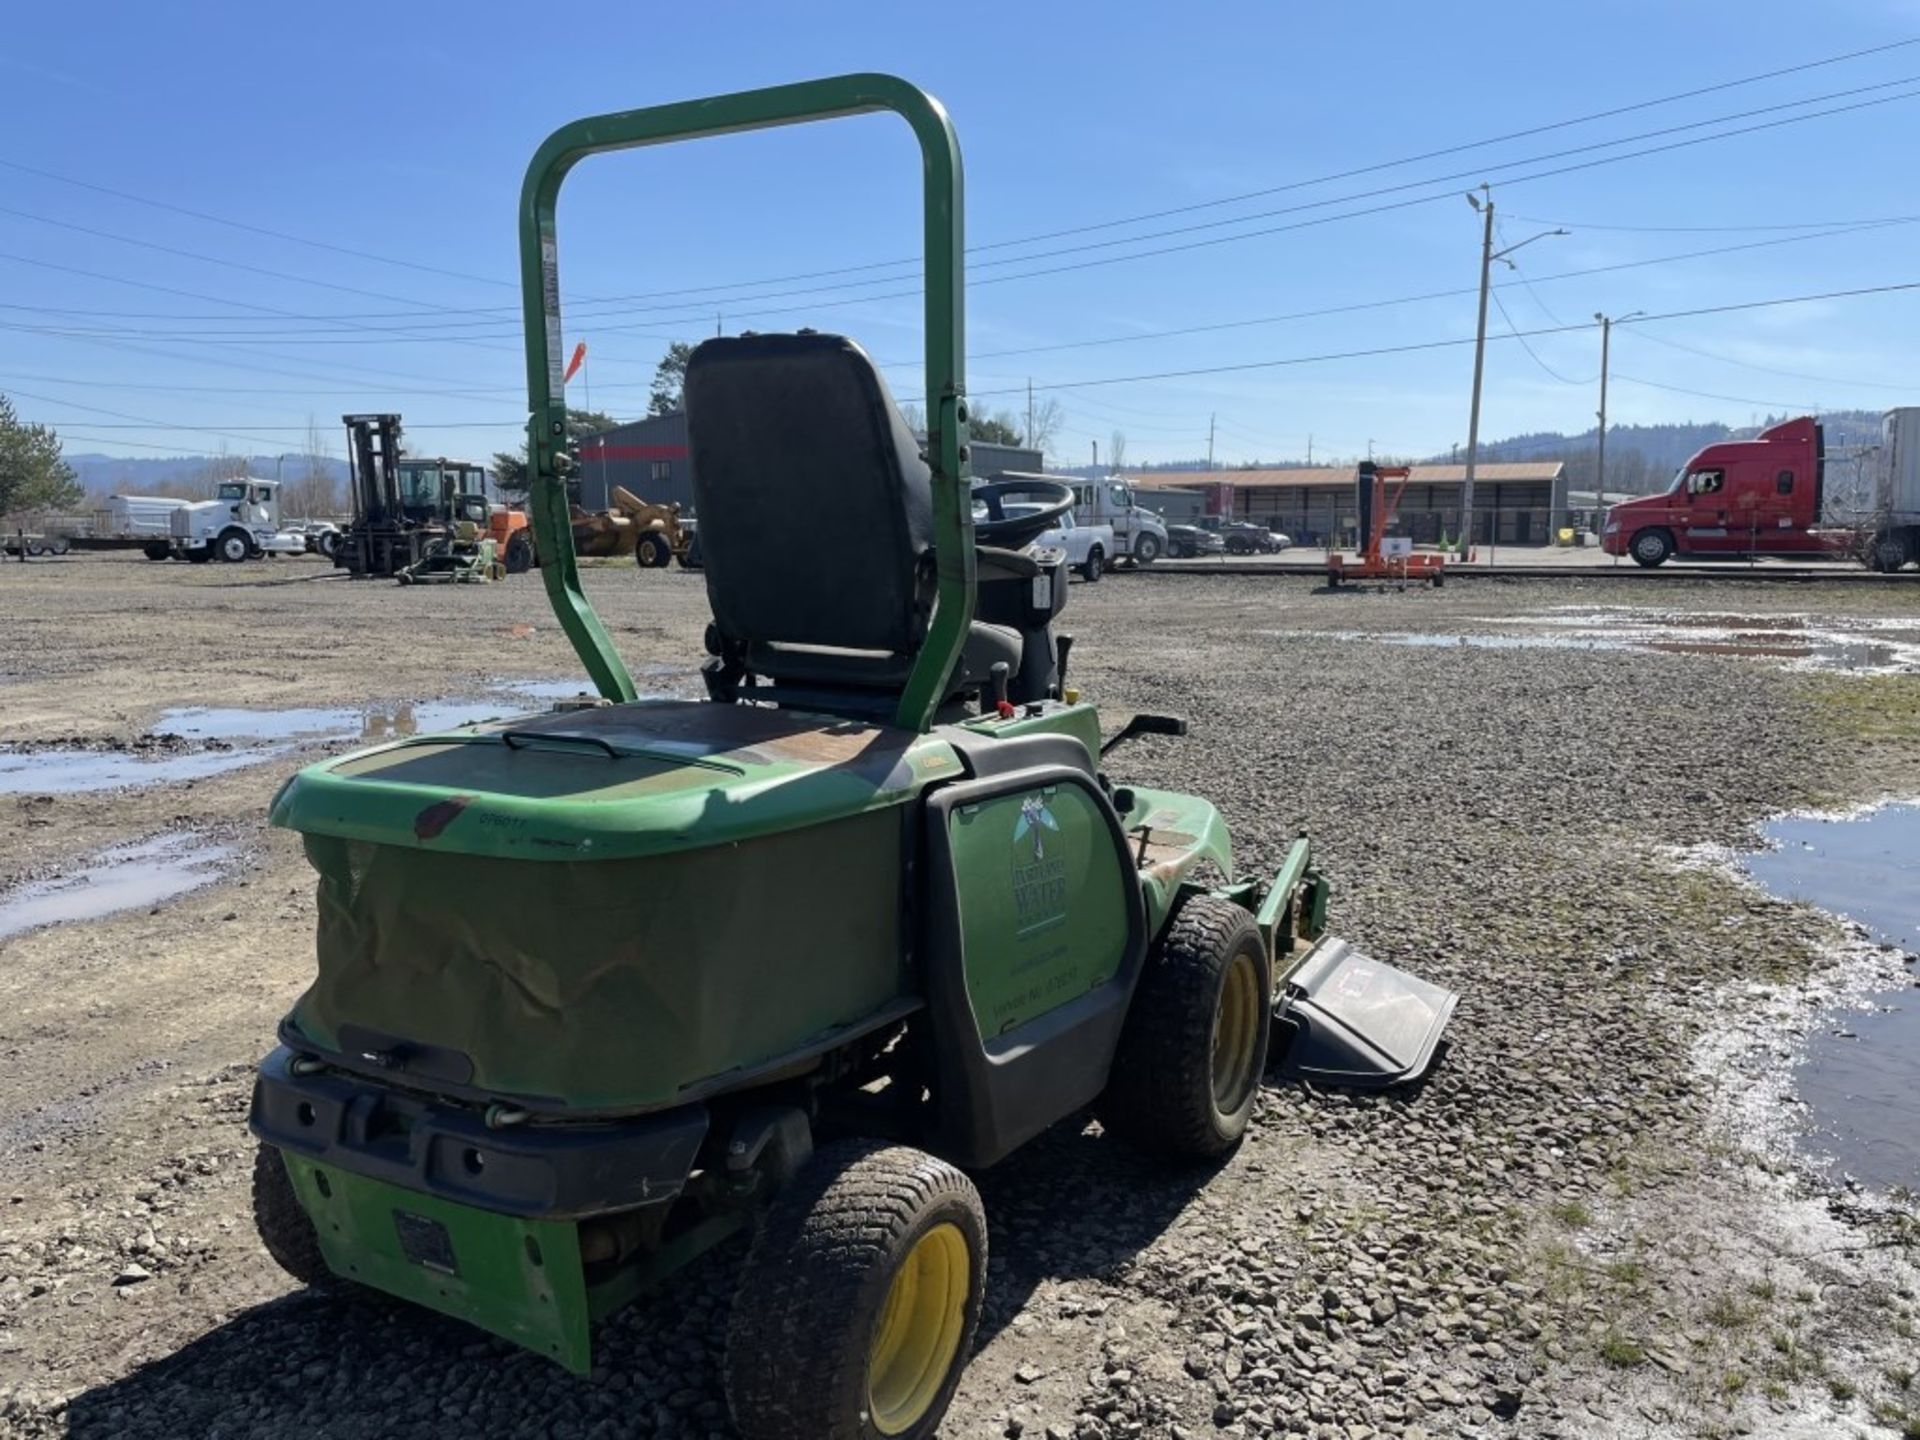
[1326, 461, 1447, 587]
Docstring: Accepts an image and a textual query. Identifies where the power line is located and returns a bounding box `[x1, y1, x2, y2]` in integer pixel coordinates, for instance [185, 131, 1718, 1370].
[24, 280, 1920, 438]
[921, 217, 1920, 367]
[5, 73, 1913, 361]
[964, 36, 1920, 252]
[1489, 287, 1593, 385]
[1615, 328, 1912, 392]
[910, 278, 1920, 404]
[381, 36, 1920, 311]
[0, 157, 517, 290]
[1611, 372, 1815, 411]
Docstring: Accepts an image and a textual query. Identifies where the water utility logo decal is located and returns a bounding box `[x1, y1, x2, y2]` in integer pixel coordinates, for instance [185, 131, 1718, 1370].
[1013, 795, 1059, 860]
[1011, 793, 1068, 937]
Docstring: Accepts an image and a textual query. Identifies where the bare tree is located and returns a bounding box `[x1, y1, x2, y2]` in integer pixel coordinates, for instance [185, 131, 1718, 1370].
[1108, 430, 1128, 472]
[283, 414, 340, 518]
[1024, 397, 1064, 457]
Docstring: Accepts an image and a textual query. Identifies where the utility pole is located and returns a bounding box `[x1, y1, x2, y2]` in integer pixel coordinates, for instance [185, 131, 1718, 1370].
[1461, 186, 1496, 562]
[1591, 310, 1643, 515]
[1461, 187, 1567, 561]
[1306, 434, 1313, 465]
[1027, 379, 1035, 450]
[1207, 413, 1216, 470]
[1091, 439, 1098, 468]
[1367, 438, 1375, 460]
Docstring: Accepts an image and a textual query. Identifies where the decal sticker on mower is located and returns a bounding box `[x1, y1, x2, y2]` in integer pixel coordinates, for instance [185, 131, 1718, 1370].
[394, 1211, 459, 1275]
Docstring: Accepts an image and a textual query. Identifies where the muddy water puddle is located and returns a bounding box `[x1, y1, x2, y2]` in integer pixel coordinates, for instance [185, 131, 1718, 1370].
[1743, 802, 1920, 1196]
[1491, 608, 1920, 674]
[0, 676, 689, 795]
[0, 832, 235, 943]
[1303, 609, 1920, 674]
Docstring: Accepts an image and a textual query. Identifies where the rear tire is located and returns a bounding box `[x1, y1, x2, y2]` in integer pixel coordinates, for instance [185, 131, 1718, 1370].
[1099, 895, 1271, 1160]
[1080, 547, 1103, 583]
[504, 531, 534, 574]
[143, 541, 172, 562]
[252, 1142, 330, 1286]
[726, 1141, 986, 1440]
[635, 532, 671, 569]
[186, 547, 213, 565]
[1630, 528, 1673, 568]
[1870, 530, 1912, 573]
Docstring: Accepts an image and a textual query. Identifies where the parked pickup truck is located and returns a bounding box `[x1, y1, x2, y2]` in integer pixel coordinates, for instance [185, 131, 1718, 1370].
[1602, 409, 1920, 570]
[996, 503, 1115, 581]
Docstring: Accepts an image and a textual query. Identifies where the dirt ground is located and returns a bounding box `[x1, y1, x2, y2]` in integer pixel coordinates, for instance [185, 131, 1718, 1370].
[1, 552, 1916, 1440]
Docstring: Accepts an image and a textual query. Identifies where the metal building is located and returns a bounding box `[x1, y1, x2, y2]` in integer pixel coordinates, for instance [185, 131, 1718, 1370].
[575, 412, 691, 513]
[1130, 461, 1568, 547]
[574, 415, 1041, 515]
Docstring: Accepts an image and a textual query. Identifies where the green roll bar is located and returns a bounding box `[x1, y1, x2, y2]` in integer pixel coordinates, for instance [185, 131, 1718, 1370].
[517, 73, 974, 733]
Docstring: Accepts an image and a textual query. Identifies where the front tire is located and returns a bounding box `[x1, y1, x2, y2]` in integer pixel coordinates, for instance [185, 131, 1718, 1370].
[1080, 547, 1104, 583]
[217, 529, 253, 564]
[1630, 528, 1673, 568]
[252, 1143, 329, 1285]
[1099, 895, 1272, 1160]
[634, 532, 671, 569]
[1132, 533, 1160, 565]
[726, 1141, 987, 1440]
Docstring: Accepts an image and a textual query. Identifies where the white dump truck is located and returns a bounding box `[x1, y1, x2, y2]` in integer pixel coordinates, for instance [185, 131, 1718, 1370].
[166, 477, 308, 563]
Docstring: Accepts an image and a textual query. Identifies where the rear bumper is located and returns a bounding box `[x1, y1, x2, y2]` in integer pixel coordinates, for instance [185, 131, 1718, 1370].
[249, 1046, 708, 1220]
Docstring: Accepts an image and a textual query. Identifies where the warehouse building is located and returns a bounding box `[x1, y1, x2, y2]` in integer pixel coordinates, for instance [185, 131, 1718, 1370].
[575, 413, 691, 514]
[1130, 461, 1569, 547]
[574, 413, 1042, 514]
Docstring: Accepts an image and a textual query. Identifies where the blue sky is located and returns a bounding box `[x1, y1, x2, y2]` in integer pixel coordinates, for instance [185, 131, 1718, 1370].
[3, 0, 1917, 471]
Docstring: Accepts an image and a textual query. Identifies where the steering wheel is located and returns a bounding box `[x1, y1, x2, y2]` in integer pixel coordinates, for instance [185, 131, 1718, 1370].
[970, 478, 1076, 549]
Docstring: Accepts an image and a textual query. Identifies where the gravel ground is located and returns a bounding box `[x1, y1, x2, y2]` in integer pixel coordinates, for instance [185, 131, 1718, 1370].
[1, 554, 1917, 1440]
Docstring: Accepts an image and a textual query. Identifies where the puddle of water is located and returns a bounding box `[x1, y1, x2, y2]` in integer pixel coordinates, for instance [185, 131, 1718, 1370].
[0, 675, 700, 796]
[1742, 802, 1920, 1196]
[0, 746, 284, 796]
[156, 699, 518, 742]
[0, 833, 235, 943]
[1493, 608, 1920, 675]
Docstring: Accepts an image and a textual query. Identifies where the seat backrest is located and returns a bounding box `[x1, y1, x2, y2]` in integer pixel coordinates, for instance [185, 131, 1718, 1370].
[684, 332, 933, 655]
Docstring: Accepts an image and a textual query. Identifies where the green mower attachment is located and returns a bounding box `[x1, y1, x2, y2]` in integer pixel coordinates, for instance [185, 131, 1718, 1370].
[248, 73, 1455, 1440]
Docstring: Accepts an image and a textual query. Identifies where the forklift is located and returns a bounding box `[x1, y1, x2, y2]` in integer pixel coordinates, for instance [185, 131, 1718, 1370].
[336, 414, 532, 578]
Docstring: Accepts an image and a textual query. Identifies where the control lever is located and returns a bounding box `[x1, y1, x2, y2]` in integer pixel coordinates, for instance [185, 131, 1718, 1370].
[1100, 712, 1189, 755]
[990, 662, 1014, 719]
[1054, 633, 1074, 698]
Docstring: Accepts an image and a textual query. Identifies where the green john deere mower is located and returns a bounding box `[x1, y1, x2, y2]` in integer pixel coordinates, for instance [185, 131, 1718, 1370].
[249, 74, 1457, 1440]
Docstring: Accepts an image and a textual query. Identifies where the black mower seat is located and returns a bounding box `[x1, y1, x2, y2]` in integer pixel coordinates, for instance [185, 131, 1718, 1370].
[685, 331, 1017, 703]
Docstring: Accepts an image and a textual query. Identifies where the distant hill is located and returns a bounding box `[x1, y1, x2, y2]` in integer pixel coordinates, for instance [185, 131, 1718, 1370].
[68, 453, 350, 500]
[1125, 410, 1886, 494]
[1454, 410, 1882, 494]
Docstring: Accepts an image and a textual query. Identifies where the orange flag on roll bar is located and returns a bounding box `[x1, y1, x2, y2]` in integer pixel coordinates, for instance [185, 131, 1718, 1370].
[563, 342, 587, 384]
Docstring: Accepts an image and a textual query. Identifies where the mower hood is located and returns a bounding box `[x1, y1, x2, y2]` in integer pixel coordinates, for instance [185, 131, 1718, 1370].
[271, 699, 962, 860]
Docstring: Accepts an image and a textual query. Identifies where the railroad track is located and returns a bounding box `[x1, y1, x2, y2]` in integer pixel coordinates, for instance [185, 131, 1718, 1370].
[1139, 560, 1920, 584]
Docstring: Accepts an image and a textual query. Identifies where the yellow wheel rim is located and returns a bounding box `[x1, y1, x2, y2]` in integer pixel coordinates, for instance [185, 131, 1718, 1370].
[868, 1222, 970, 1435]
[1211, 949, 1263, 1113]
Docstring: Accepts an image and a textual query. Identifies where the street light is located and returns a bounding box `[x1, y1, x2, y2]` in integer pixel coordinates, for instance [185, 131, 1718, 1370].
[1459, 184, 1567, 562]
[1592, 310, 1644, 512]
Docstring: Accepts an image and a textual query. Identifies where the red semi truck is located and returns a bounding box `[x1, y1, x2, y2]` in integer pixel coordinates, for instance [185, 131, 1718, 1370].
[1601, 409, 1920, 571]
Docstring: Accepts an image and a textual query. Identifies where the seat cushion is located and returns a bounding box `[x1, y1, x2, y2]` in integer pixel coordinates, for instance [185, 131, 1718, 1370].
[747, 622, 1021, 696]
